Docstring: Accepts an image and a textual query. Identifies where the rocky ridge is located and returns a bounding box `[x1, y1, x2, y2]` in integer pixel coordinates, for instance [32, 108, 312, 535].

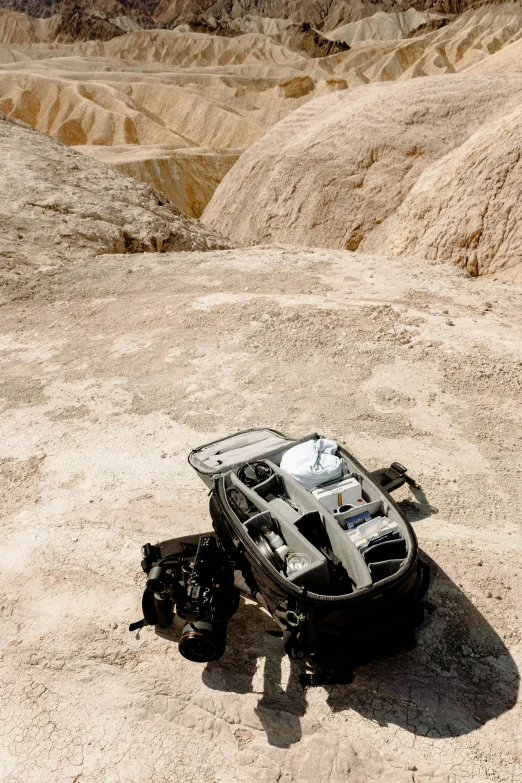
[0, 113, 231, 278]
[3, 6, 522, 277]
[0, 0, 512, 31]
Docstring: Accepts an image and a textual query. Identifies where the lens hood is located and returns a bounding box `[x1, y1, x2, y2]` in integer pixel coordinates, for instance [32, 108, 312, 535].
[179, 621, 225, 662]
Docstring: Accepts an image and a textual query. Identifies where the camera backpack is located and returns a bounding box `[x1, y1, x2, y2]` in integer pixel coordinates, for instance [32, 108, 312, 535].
[131, 429, 430, 681]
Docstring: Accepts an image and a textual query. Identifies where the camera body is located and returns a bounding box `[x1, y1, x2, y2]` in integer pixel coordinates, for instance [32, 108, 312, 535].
[141, 536, 239, 662]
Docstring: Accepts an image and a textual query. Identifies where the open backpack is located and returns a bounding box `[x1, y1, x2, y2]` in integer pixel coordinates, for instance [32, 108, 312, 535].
[130, 429, 430, 682]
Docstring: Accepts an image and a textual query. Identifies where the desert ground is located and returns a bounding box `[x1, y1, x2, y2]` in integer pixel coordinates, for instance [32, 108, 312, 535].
[1, 241, 521, 783]
[0, 2, 521, 782]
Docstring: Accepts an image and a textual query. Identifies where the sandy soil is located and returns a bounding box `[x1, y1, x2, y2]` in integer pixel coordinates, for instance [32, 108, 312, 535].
[0, 246, 520, 782]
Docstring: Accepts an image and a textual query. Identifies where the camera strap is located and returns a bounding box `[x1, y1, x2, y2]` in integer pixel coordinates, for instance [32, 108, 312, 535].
[129, 618, 148, 632]
[284, 624, 306, 660]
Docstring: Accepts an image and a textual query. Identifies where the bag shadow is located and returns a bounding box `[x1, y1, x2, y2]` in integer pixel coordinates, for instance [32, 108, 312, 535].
[323, 555, 519, 738]
[198, 557, 519, 743]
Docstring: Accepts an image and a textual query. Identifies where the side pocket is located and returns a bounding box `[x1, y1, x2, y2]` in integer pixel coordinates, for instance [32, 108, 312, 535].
[368, 558, 404, 581]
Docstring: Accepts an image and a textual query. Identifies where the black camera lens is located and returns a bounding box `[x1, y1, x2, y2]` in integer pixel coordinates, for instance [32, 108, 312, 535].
[179, 621, 225, 662]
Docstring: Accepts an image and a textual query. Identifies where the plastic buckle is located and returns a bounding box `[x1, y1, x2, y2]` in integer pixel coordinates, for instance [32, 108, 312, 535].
[370, 462, 419, 493]
[140, 543, 158, 573]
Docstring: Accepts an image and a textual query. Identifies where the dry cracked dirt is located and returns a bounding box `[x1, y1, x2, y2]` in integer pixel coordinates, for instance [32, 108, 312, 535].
[0, 245, 521, 783]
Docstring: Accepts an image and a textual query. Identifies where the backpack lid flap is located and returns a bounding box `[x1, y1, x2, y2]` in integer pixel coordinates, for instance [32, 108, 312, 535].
[189, 429, 318, 478]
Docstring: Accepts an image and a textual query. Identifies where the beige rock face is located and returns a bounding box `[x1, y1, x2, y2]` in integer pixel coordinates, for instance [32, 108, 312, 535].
[0, 24, 328, 214]
[467, 34, 522, 73]
[277, 74, 314, 97]
[78, 29, 307, 66]
[325, 8, 440, 45]
[0, 71, 193, 146]
[75, 144, 242, 217]
[228, 13, 294, 36]
[0, 8, 60, 45]
[202, 72, 522, 279]
[365, 105, 522, 280]
[0, 114, 231, 278]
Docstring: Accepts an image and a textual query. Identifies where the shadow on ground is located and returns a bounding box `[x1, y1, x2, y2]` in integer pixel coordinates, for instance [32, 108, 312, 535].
[201, 596, 307, 747]
[397, 483, 439, 521]
[150, 512, 518, 746]
[201, 559, 519, 746]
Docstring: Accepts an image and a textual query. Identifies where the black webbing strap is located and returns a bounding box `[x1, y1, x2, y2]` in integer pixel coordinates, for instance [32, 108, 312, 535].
[284, 627, 306, 660]
[129, 618, 148, 632]
[417, 560, 431, 600]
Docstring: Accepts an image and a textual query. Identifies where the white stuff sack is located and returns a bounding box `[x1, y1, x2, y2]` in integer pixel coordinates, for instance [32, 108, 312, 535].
[280, 438, 343, 489]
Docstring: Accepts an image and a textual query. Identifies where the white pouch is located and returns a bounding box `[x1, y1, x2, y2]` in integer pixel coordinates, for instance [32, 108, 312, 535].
[280, 438, 343, 489]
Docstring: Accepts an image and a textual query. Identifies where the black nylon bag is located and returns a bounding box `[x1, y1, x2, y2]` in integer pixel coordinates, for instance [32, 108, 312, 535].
[209, 469, 429, 673]
[132, 429, 430, 677]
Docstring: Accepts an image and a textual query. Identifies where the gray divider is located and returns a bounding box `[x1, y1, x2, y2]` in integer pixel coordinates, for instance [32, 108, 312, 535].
[354, 473, 411, 549]
[321, 515, 373, 588]
[267, 498, 300, 525]
[253, 473, 283, 500]
[264, 461, 373, 590]
[230, 473, 330, 591]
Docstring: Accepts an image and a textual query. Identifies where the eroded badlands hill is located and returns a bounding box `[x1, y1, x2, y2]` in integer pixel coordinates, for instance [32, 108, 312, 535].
[203, 72, 522, 280]
[0, 114, 230, 278]
[3, 6, 522, 221]
[0, 0, 509, 29]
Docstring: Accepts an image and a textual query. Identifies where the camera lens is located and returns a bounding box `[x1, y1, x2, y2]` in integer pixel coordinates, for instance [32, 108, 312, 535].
[251, 531, 284, 571]
[179, 621, 225, 662]
[286, 553, 311, 574]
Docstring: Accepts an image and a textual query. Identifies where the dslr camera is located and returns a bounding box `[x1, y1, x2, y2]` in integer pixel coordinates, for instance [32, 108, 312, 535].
[135, 536, 239, 662]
